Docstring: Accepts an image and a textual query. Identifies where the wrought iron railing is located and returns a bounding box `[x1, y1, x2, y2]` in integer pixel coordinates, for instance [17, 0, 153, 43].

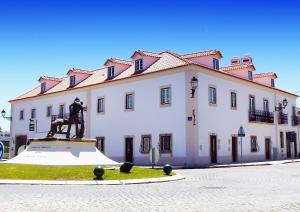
[249, 110, 274, 124]
[292, 115, 300, 126]
[278, 113, 288, 125]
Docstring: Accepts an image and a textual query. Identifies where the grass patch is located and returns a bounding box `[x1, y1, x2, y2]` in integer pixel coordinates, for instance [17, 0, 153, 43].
[0, 164, 174, 181]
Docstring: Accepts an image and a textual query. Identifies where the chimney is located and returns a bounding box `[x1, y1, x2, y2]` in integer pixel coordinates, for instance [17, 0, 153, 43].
[231, 57, 240, 65]
[241, 55, 252, 64]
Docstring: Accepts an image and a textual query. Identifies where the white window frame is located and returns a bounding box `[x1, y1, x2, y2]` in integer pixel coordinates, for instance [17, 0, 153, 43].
[108, 66, 115, 78]
[160, 86, 171, 106]
[46, 106, 52, 117]
[159, 134, 172, 154]
[31, 108, 36, 119]
[97, 97, 105, 114]
[135, 58, 143, 71]
[230, 91, 237, 109]
[248, 71, 253, 80]
[213, 58, 219, 70]
[20, 110, 24, 120]
[41, 82, 46, 93]
[70, 75, 76, 87]
[125, 92, 134, 111]
[208, 86, 217, 105]
[140, 135, 152, 154]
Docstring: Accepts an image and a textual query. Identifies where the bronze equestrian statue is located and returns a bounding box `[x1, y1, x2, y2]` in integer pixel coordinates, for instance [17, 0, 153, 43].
[47, 97, 85, 139]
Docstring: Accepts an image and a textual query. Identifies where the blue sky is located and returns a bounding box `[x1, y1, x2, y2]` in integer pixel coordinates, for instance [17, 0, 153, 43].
[0, 0, 299, 131]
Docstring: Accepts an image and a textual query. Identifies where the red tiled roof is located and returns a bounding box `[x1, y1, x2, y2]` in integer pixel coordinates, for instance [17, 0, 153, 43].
[67, 68, 93, 75]
[38, 76, 63, 82]
[181, 49, 223, 59]
[104, 58, 132, 66]
[131, 50, 162, 58]
[220, 64, 256, 72]
[10, 50, 297, 102]
[254, 72, 278, 79]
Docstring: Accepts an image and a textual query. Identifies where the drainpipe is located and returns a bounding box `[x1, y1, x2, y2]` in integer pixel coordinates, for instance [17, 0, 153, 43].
[274, 93, 279, 160]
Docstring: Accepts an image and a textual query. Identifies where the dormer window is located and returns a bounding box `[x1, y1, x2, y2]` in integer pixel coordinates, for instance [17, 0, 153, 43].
[271, 79, 275, 87]
[41, 82, 46, 93]
[108, 66, 115, 78]
[213, 58, 219, 70]
[135, 59, 143, 71]
[248, 71, 253, 80]
[70, 75, 76, 87]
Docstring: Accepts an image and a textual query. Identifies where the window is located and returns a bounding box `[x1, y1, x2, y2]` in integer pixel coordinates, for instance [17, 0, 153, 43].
[46, 106, 52, 117]
[125, 93, 134, 110]
[208, 86, 217, 104]
[271, 79, 275, 88]
[230, 92, 237, 109]
[41, 82, 46, 93]
[135, 59, 143, 71]
[140, 135, 151, 153]
[263, 99, 269, 112]
[96, 137, 105, 153]
[108, 66, 115, 78]
[249, 96, 255, 112]
[248, 71, 253, 80]
[161, 86, 171, 106]
[97, 98, 105, 113]
[160, 134, 172, 153]
[70, 75, 76, 87]
[31, 108, 36, 119]
[19, 110, 24, 120]
[59, 104, 65, 118]
[213, 58, 219, 70]
[280, 132, 284, 148]
[250, 136, 258, 152]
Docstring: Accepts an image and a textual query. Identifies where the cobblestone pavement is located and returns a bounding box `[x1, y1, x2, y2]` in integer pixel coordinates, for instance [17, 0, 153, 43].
[2, 163, 300, 212]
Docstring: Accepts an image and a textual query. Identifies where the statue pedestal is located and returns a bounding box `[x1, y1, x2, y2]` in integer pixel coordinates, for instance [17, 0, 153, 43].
[5, 138, 120, 166]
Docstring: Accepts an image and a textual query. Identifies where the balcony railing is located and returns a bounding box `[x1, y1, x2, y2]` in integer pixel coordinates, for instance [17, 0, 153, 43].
[249, 110, 274, 124]
[278, 112, 288, 125]
[292, 115, 300, 126]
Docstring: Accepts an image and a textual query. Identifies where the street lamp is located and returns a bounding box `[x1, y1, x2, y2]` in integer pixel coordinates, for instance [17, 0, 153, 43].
[190, 77, 198, 98]
[275, 99, 288, 111]
[238, 126, 245, 164]
[1, 110, 12, 120]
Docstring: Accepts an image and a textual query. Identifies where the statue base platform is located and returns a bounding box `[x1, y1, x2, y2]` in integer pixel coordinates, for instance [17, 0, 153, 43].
[5, 138, 120, 166]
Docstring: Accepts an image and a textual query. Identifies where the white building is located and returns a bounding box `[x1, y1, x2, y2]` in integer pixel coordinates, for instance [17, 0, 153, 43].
[8, 49, 300, 166]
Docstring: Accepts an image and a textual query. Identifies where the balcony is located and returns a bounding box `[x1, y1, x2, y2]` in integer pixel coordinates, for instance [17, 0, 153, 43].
[292, 115, 300, 126]
[249, 110, 274, 124]
[278, 112, 288, 125]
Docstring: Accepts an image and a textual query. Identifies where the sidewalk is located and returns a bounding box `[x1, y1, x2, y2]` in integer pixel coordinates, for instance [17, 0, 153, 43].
[0, 174, 185, 185]
[208, 158, 300, 169]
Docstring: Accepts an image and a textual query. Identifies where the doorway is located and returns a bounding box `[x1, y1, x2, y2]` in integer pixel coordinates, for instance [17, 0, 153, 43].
[265, 138, 271, 160]
[286, 132, 297, 158]
[232, 136, 238, 162]
[125, 137, 133, 163]
[15, 135, 27, 155]
[210, 135, 217, 164]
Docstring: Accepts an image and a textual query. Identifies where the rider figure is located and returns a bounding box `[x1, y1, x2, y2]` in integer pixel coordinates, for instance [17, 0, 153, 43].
[66, 97, 84, 139]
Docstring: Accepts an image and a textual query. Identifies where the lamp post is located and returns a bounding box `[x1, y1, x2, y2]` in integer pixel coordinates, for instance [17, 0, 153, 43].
[238, 126, 245, 164]
[1, 110, 12, 121]
[275, 98, 288, 112]
[190, 77, 198, 98]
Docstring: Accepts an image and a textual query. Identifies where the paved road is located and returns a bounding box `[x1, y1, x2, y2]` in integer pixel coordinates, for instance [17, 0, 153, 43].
[1, 163, 300, 212]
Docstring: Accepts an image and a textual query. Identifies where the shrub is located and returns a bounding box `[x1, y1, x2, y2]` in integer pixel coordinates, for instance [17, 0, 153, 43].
[120, 162, 133, 173]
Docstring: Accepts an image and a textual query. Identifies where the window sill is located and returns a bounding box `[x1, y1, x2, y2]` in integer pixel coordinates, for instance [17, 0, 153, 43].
[125, 109, 134, 112]
[209, 103, 217, 107]
[96, 112, 105, 115]
[160, 103, 171, 108]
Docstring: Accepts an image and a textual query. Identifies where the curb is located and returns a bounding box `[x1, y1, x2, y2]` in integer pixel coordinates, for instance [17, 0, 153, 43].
[0, 174, 185, 186]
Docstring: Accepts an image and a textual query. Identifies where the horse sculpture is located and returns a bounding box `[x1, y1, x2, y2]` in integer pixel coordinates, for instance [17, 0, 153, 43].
[47, 97, 86, 139]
